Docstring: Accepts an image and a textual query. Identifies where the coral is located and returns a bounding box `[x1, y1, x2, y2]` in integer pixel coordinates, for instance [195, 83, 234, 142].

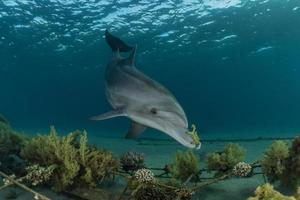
[247, 183, 297, 200]
[120, 151, 145, 172]
[261, 140, 289, 183]
[34, 194, 42, 200]
[207, 143, 246, 176]
[282, 137, 300, 187]
[233, 162, 252, 177]
[134, 168, 155, 183]
[21, 126, 119, 191]
[3, 174, 16, 186]
[170, 150, 200, 182]
[0, 170, 51, 200]
[25, 164, 56, 186]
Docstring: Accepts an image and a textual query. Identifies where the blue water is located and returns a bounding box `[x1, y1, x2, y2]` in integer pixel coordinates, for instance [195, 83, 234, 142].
[1, 0, 300, 139]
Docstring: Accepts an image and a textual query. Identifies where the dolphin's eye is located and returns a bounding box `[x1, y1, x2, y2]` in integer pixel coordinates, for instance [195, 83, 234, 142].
[150, 108, 158, 114]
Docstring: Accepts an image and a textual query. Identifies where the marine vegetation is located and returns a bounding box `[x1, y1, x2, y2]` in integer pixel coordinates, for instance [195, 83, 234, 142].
[207, 143, 246, 176]
[0, 114, 9, 125]
[261, 140, 289, 183]
[261, 138, 300, 188]
[20, 126, 119, 191]
[0, 118, 26, 155]
[133, 183, 193, 200]
[0, 115, 27, 175]
[282, 137, 300, 187]
[170, 150, 200, 182]
[247, 183, 300, 200]
[186, 124, 201, 149]
[120, 151, 145, 173]
[1, 115, 300, 200]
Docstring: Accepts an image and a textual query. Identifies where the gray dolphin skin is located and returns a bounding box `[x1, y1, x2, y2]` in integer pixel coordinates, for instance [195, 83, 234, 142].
[91, 30, 200, 149]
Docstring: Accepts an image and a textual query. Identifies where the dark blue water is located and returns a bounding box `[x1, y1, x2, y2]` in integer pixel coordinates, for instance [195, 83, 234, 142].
[1, 0, 300, 138]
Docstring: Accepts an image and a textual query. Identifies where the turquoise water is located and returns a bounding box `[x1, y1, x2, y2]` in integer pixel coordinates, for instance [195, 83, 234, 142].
[1, 0, 300, 139]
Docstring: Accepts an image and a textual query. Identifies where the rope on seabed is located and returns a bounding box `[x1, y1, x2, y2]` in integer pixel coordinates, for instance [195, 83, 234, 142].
[0, 171, 52, 200]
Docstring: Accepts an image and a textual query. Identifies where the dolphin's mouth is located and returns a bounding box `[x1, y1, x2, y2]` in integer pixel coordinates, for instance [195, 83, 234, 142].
[155, 120, 201, 149]
[140, 114, 201, 149]
[163, 125, 201, 149]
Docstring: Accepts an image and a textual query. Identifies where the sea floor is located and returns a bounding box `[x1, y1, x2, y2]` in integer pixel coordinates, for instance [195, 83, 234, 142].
[1, 129, 298, 200]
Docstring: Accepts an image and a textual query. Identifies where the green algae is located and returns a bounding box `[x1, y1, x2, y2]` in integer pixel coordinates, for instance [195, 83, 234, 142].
[261, 137, 300, 188]
[170, 150, 200, 183]
[133, 183, 192, 200]
[247, 183, 300, 200]
[0, 117, 27, 175]
[207, 143, 246, 176]
[261, 140, 289, 183]
[282, 137, 300, 188]
[0, 114, 9, 125]
[0, 121, 26, 155]
[21, 126, 119, 191]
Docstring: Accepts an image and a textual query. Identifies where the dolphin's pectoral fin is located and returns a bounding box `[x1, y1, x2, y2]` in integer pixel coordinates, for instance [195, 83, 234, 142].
[125, 121, 147, 139]
[90, 109, 126, 121]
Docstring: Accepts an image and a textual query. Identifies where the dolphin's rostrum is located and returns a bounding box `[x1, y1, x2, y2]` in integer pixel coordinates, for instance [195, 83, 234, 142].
[91, 30, 200, 149]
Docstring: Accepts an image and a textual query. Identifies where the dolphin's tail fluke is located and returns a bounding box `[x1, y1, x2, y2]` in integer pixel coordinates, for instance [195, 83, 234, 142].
[105, 30, 133, 52]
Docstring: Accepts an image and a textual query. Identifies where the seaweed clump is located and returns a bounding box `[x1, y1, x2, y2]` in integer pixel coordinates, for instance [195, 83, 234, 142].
[247, 183, 300, 200]
[21, 126, 119, 191]
[0, 114, 9, 125]
[261, 138, 300, 188]
[0, 117, 26, 155]
[207, 143, 246, 176]
[261, 140, 289, 183]
[0, 115, 27, 175]
[133, 184, 192, 200]
[170, 150, 200, 182]
[282, 137, 300, 187]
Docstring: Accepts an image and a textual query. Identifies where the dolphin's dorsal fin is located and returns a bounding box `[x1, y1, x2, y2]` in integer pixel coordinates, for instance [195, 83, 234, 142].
[114, 48, 121, 58]
[126, 45, 137, 66]
[90, 109, 126, 121]
[105, 29, 133, 52]
[125, 121, 147, 139]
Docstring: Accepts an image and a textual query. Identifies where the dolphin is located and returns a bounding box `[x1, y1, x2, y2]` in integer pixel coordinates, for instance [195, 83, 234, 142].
[91, 30, 200, 149]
